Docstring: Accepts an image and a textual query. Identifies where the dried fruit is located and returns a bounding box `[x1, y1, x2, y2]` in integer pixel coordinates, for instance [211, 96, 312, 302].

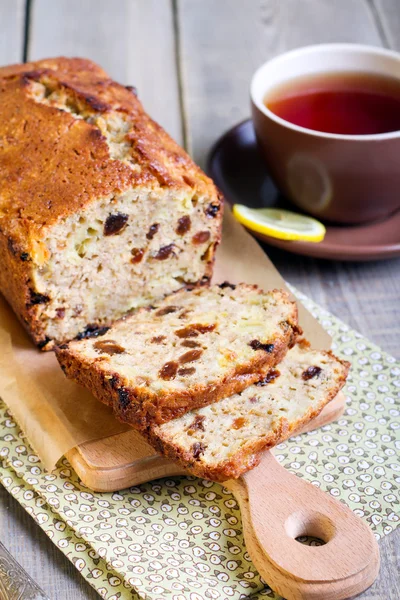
[176, 215, 191, 235]
[249, 340, 274, 353]
[131, 248, 144, 263]
[206, 203, 220, 217]
[76, 325, 110, 340]
[219, 282, 236, 290]
[192, 230, 210, 244]
[178, 367, 196, 376]
[110, 375, 119, 389]
[175, 323, 215, 338]
[159, 361, 178, 380]
[192, 441, 206, 458]
[94, 340, 125, 355]
[181, 340, 200, 348]
[190, 415, 205, 431]
[178, 349, 203, 364]
[154, 244, 175, 260]
[29, 290, 50, 305]
[104, 213, 129, 236]
[146, 223, 159, 240]
[118, 388, 130, 409]
[256, 368, 281, 386]
[302, 365, 322, 381]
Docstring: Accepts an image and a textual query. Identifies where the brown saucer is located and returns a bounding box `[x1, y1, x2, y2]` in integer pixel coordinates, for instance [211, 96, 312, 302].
[207, 120, 400, 261]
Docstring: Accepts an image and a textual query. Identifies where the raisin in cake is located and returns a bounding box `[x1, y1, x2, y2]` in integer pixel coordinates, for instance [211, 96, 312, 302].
[148, 341, 350, 481]
[56, 284, 300, 430]
[0, 57, 222, 349]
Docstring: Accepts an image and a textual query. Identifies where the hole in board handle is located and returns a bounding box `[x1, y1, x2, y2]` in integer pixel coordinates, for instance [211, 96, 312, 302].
[285, 511, 335, 545]
[296, 535, 326, 547]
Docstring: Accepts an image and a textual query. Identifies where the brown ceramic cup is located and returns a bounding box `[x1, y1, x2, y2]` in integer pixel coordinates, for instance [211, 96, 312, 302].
[251, 44, 400, 224]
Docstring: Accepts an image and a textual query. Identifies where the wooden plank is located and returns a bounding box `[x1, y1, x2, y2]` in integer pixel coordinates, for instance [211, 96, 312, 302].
[0, 485, 99, 599]
[0, 5, 65, 596]
[372, 0, 400, 50]
[177, 0, 383, 167]
[0, 0, 25, 65]
[28, 0, 183, 144]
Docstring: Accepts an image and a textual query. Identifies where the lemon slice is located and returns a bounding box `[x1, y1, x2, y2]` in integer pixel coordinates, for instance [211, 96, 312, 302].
[232, 205, 326, 242]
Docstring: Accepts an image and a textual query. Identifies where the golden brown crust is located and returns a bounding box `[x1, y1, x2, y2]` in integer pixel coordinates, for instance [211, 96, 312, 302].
[0, 57, 216, 236]
[56, 314, 299, 431]
[147, 355, 350, 481]
[0, 57, 222, 348]
[0, 226, 49, 347]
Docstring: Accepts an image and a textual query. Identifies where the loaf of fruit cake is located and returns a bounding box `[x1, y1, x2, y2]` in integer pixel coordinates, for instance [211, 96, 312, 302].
[56, 283, 301, 430]
[0, 57, 222, 349]
[148, 340, 350, 481]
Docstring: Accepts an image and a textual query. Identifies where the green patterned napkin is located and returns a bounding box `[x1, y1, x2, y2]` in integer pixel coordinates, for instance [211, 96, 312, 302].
[1, 288, 399, 600]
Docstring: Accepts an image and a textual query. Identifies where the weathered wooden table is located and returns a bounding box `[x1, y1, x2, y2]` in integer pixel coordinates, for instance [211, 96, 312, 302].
[0, 1, 399, 598]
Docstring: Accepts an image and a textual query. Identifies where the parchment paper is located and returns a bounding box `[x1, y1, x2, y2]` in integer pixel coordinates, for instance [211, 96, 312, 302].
[0, 209, 330, 470]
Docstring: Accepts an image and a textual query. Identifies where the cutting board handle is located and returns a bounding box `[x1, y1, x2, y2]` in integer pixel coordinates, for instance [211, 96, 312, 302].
[227, 452, 380, 600]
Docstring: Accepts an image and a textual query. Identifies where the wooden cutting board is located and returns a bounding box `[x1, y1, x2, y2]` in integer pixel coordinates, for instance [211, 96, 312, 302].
[66, 392, 380, 600]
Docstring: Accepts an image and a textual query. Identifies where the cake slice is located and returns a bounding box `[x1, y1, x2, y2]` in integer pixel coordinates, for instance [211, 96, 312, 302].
[56, 283, 300, 430]
[148, 341, 350, 481]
